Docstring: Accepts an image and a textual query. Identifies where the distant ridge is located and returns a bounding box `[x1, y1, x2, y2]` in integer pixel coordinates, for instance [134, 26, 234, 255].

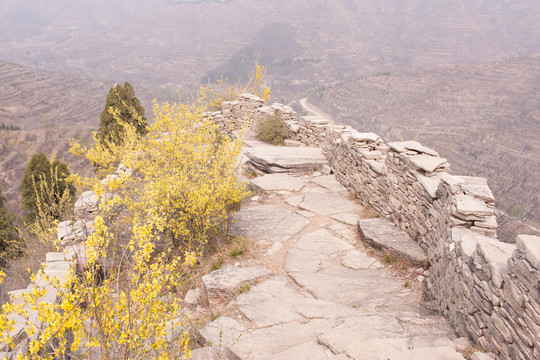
[176, 0, 231, 4]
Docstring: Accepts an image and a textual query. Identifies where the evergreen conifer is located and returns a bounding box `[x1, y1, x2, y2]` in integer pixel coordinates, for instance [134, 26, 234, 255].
[96, 82, 147, 146]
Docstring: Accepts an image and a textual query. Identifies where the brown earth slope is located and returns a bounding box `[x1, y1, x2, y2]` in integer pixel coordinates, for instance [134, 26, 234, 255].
[0, 60, 111, 215]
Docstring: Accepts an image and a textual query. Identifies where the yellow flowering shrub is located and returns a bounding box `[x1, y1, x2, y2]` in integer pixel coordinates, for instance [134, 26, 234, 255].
[200, 64, 271, 111]
[0, 92, 249, 359]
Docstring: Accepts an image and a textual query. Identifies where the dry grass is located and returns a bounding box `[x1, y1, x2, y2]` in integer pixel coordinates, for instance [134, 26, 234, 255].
[177, 234, 258, 302]
[0, 235, 55, 305]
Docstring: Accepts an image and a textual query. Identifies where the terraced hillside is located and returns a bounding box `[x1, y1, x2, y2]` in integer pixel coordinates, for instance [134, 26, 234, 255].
[0, 60, 111, 129]
[1, 0, 538, 99]
[309, 56, 540, 227]
[0, 60, 149, 214]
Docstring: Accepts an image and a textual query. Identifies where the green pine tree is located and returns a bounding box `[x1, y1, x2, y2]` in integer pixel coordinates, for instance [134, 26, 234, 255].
[96, 82, 147, 146]
[0, 183, 21, 264]
[20, 153, 75, 222]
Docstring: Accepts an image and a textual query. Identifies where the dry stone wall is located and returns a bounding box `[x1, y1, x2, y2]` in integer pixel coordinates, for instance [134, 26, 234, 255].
[213, 94, 540, 360]
[1, 165, 127, 358]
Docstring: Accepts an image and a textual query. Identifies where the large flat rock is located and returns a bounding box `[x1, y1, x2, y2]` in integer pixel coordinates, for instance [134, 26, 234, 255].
[246, 145, 327, 174]
[250, 173, 308, 192]
[267, 341, 330, 360]
[452, 194, 493, 220]
[231, 203, 310, 242]
[310, 175, 348, 193]
[319, 316, 465, 360]
[288, 268, 405, 310]
[202, 265, 271, 300]
[236, 276, 358, 328]
[200, 316, 248, 349]
[358, 217, 428, 267]
[230, 319, 335, 360]
[299, 191, 357, 216]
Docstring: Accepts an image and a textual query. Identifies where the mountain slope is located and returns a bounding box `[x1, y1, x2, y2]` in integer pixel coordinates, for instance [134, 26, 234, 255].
[309, 56, 540, 225]
[0, 60, 124, 214]
[0, 0, 538, 99]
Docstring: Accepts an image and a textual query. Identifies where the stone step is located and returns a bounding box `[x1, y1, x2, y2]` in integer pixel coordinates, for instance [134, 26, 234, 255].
[245, 143, 328, 174]
[358, 217, 428, 268]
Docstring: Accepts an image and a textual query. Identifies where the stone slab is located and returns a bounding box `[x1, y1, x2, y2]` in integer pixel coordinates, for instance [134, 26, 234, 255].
[367, 160, 387, 175]
[339, 250, 383, 270]
[294, 229, 354, 255]
[310, 175, 348, 193]
[454, 194, 493, 218]
[184, 288, 200, 305]
[246, 145, 327, 174]
[267, 341, 329, 360]
[229, 319, 335, 360]
[416, 173, 441, 198]
[299, 191, 357, 216]
[470, 352, 496, 360]
[388, 141, 439, 156]
[516, 234, 540, 270]
[231, 203, 310, 242]
[200, 316, 247, 349]
[408, 154, 448, 173]
[358, 217, 428, 267]
[250, 173, 307, 192]
[202, 265, 271, 299]
[285, 247, 340, 273]
[45, 252, 69, 262]
[191, 348, 220, 360]
[236, 277, 305, 327]
[288, 268, 404, 309]
[237, 276, 360, 330]
[331, 212, 360, 226]
[351, 132, 380, 142]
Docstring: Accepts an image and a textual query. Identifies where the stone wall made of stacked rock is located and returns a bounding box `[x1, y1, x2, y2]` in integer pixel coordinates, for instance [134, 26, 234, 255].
[1, 165, 130, 358]
[210, 94, 540, 360]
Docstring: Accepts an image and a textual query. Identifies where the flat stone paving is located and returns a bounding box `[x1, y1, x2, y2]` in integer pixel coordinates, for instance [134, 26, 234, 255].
[201, 142, 467, 359]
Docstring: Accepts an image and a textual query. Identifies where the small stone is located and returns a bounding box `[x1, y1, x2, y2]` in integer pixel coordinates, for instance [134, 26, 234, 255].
[452, 337, 472, 353]
[470, 352, 496, 360]
[265, 242, 283, 256]
[367, 160, 387, 175]
[516, 234, 540, 270]
[184, 288, 200, 305]
[251, 196, 259, 201]
[417, 275, 425, 282]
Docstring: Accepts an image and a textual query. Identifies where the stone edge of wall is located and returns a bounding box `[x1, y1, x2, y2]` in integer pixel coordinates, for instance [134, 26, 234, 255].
[1, 166, 128, 357]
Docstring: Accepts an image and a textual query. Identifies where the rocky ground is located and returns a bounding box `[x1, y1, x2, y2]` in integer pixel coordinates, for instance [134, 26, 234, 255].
[190, 137, 485, 360]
